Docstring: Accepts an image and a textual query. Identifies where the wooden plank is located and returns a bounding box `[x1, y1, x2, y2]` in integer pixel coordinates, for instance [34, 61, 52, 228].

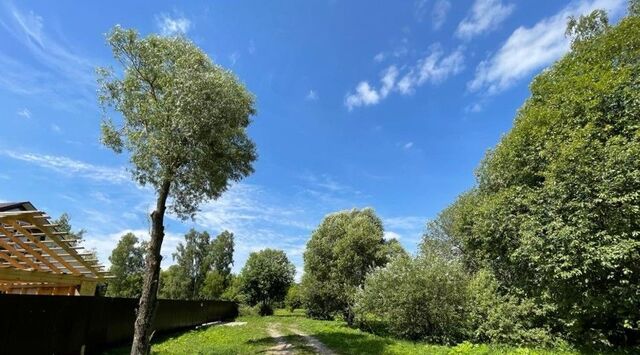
[5, 220, 81, 275]
[0, 251, 27, 269]
[0, 267, 88, 285]
[0, 237, 41, 270]
[0, 225, 62, 272]
[25, 216, 101, 278]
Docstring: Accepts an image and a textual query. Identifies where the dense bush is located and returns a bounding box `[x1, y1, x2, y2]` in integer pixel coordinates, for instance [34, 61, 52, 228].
[354, 254, 469, 344]
[355, 237, 560, 346]
[285, 284, 303, 312]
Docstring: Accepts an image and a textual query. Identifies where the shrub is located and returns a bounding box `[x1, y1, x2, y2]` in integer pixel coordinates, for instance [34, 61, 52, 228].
[285, 284, 303, 312]
[467, 269, 557, 347]
[354, 255, 469, 344]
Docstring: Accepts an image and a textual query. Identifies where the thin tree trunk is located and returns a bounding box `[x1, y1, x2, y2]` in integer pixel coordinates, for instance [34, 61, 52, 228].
[131, 180, 171, 355]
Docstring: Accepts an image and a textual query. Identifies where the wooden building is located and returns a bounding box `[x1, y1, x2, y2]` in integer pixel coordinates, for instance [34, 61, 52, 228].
[0, 202, 109, 295]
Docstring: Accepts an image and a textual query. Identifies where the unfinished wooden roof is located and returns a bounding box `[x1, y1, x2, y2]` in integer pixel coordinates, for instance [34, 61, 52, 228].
[0, 202, 109, 295]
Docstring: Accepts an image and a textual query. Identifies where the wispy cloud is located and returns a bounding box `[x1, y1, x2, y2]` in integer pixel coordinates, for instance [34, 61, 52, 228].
[432, 0, 452, 30]
[306, 89, 318, 101]
[229, 51, 240, 66]
[468, 0, 625, 94]
[346, 46, 463, 110]
[0, 4, 96, 109]
[403, 142, 414, 150]
[17, 108, 31, 119]
[156, 13, 191, 36]
[456, 0, 515, 39]
[1, 150, 128, 183]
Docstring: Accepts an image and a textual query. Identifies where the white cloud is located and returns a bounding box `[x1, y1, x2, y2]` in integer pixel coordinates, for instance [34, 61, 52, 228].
[403, 142, 414, 149]
[456, 0, 515, 39]
[345, 81, 381, 110]
[432, 0, 452, 30]
[156, 14, 191, 36]
[17, 108, 31, 118]
[397, 46, 465, 95]
[306, 89, 318, 101]
[1, 150, 128, 183]
[373, 52, 386, 62]
[468, 0, 626, 94]
[384, 231, 402, 240]
[380, 65, 399, 98]
[50, 123, 61, 133]
[346, 46, 463, 109]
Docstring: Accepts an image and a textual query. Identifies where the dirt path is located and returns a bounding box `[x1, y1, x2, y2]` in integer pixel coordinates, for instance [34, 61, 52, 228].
[266, 324, 295, 354]
[288, 326, 336, 355]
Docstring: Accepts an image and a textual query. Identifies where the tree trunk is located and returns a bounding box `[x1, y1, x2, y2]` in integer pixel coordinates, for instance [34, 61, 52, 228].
[131, 180, 171, 355]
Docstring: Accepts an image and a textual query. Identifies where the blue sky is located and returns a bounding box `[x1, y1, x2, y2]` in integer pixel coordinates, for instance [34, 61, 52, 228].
[0, 0, 628, 277]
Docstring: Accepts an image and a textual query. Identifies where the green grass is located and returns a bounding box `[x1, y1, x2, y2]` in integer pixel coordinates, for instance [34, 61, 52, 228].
[104, 310, 635, 354]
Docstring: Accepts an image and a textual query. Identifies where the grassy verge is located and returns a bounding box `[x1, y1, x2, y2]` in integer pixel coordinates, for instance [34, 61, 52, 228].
[105, 310, 635, 354]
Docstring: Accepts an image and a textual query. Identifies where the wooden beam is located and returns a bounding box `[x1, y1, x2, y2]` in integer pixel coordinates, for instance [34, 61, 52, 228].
[0, 237, 41, 270]
[5, 220, 81, 275]
[0, 251, 26, 269]
[0, 226, 61, 272]
[0, 267, 90, 285]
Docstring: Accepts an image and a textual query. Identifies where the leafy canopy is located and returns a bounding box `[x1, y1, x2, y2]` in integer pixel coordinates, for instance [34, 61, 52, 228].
[301, 208, 402, 322]
[443, 11, 640, 345]
[98, 26, 257, 218]
[239, 248, 295, 310]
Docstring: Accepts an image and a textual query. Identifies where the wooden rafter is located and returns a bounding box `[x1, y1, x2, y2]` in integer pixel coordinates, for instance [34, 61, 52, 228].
[0, 203, 110, 296]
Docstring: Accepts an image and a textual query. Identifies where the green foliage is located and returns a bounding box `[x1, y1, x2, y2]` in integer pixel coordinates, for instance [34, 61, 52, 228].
[355, 254, 469, 344]
[199, 270, 226, 300]
[208, 230, 235, 285]
[440, 12, 640, 346]
[466, 270, 556, 347]
[566, 10, 609, 49]
[97, 26, 257, 218]
[630, 0, 640, 17]
[239, 248, 295, 314]
[301, 208, 396, 323]
[285, 284, 303, 312]
[158, 229, 235, 300]
[158, 265, 191, 300]
[173, 229, 211, 299]
[220, 274, 244, 302]
[106, 233, 146, 298]
[52, 213, 86, 242]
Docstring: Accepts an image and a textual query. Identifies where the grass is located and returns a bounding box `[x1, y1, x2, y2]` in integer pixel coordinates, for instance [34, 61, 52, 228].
[104, 310, 635, 354]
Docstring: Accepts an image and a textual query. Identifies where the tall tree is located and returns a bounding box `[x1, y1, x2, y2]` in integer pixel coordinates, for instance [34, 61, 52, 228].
[442, 8, 640, 345]
[301, 208, 393, 324]
[240, 248, 295, 315]
[173, 229, 211, 299]
[52, 213, 86, 242]
[98, 27, 257, 354]
[106, 233, 147, 298]
[208, 230, 234, 286]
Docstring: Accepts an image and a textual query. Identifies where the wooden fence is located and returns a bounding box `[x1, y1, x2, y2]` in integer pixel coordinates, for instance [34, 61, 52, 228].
[0, 294, 238, 354]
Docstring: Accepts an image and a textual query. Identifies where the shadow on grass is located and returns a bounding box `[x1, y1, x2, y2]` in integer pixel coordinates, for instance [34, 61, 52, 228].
[102, 326, 211, 355]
